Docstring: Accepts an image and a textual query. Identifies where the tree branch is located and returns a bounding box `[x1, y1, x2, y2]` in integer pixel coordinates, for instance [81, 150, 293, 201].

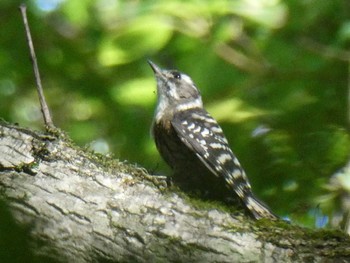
[0, 122, 350, 262]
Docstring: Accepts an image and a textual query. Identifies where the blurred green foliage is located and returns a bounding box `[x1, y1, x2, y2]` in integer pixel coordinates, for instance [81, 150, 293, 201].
[1, 0, 350, 227]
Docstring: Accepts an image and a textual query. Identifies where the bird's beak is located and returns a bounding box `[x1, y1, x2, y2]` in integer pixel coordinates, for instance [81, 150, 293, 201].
[148, 60, 162, 75]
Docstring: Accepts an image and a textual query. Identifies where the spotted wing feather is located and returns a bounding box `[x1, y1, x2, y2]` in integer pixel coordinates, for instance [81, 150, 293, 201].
[171, 108, 251, 198]
[171, 108, 277, 219]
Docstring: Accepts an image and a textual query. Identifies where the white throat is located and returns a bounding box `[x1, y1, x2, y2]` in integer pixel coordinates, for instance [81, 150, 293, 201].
[155, 96, 203, 122]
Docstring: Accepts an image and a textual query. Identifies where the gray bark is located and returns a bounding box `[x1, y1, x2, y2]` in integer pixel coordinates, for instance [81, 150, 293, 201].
[0, 122, 349, 263]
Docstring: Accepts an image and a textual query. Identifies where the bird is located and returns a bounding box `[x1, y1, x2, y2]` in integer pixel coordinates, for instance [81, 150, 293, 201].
[148, 60, 277, 220]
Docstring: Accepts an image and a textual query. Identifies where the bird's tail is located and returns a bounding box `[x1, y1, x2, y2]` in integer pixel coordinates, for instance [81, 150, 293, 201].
[245, 194, 278, 220]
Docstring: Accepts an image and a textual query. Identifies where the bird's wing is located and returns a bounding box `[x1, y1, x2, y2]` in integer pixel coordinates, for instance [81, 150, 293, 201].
[171, 108, 249, 192]
[171, 108, 278, 220]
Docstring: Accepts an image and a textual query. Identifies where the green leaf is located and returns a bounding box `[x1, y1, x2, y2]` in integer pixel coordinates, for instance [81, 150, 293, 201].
[98, 16, 173, 66]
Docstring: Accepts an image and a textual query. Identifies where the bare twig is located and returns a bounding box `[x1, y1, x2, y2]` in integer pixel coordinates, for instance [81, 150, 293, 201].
[19, 4, 54, 129]
[300, 37, 350, 62]
[348, 62, 350, 128]
[214, 43, 267, 73]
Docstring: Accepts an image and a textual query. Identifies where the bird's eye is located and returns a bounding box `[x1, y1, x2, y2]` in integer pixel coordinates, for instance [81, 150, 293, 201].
[172, 72, 181, 79]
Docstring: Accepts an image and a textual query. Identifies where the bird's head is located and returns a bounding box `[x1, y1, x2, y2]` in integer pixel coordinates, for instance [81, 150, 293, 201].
[148, 61, 203, 112]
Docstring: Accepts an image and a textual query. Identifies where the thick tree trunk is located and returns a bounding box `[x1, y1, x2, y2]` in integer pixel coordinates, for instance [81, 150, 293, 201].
[0, 122, 349, 263]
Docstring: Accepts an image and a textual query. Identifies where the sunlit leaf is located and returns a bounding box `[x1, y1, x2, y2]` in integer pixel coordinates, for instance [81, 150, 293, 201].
[61, 0, 91, 27]
[338, 21, 350, 43]
[207, 98, 267, 123]
[230, 0, 287, 29]
[111, 78, 155, 107]
[98, 16, 173, 66]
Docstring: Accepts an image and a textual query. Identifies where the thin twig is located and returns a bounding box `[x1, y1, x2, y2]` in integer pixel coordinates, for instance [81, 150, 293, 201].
[300, 37, 350, 62]
[19, 4, 54, 129]
[348, 61, 350, 128]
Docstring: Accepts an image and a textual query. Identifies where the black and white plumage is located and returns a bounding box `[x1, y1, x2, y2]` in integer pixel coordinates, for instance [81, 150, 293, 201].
[149, 61, 277, 220]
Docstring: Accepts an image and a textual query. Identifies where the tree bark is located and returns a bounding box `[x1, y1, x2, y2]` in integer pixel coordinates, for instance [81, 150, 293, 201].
[0, 122, 349, 263]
